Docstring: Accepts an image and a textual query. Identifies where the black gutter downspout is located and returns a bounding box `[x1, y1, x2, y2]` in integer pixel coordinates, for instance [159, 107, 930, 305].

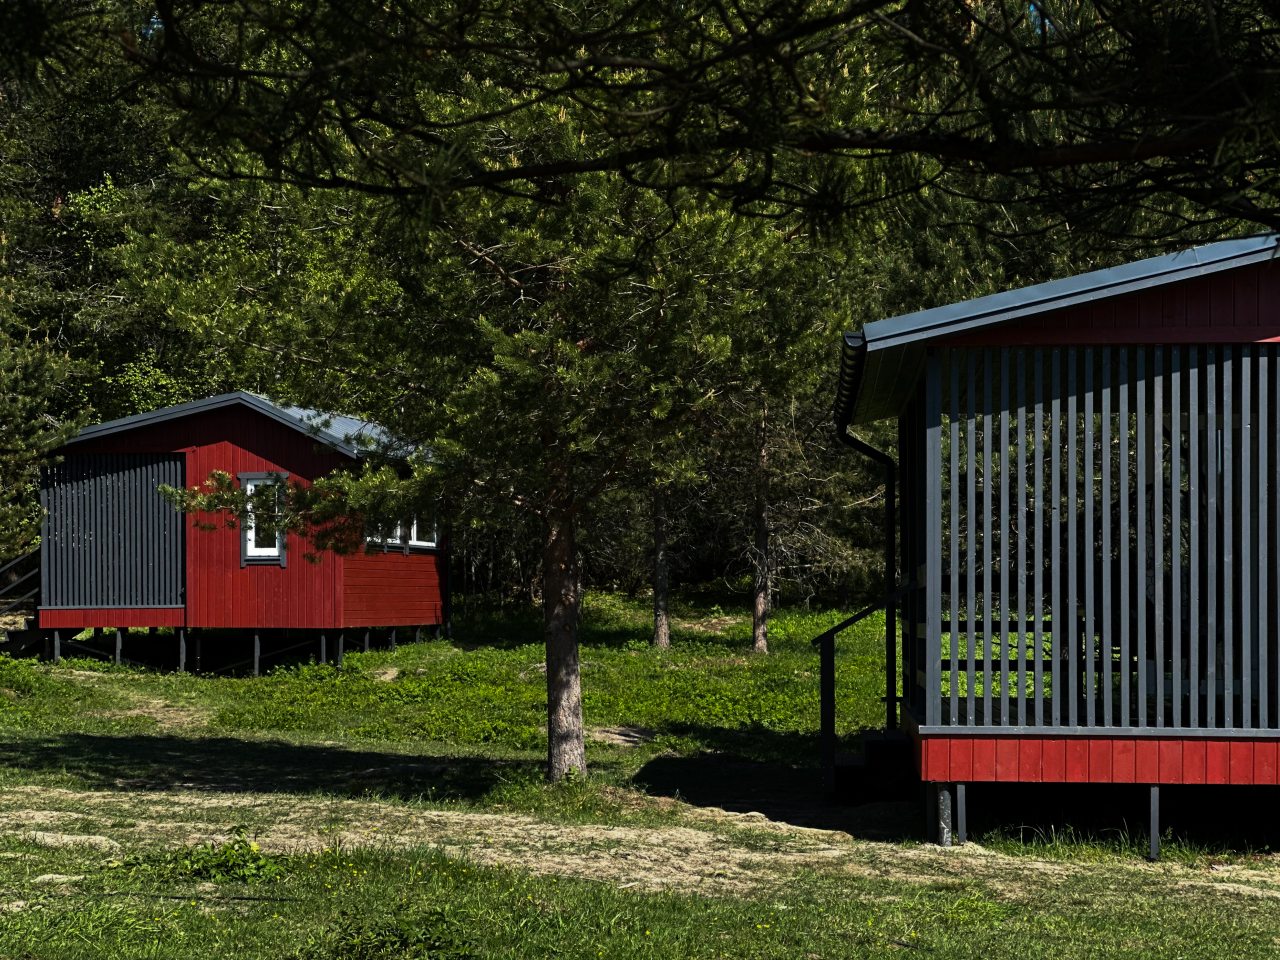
[838, 428, 898, 732]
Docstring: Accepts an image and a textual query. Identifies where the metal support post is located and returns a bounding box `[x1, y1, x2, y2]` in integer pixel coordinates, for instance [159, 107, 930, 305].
[1149, 785, 1161, 861]
[819, 631, 836, 796]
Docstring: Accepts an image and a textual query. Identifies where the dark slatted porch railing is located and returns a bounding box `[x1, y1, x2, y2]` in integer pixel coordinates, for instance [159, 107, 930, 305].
[905, 344, 1280, 734]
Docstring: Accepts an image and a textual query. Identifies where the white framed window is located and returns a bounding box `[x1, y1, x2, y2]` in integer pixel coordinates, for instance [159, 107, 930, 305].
[407, 517, 436, 548]
[365, 516, 436, 550]
[241, 473, 287, 567]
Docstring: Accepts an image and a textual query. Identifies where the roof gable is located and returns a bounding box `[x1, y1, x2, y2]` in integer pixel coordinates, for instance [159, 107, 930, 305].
[840, 234, 1280, 427]
[66, 391, 395, 459]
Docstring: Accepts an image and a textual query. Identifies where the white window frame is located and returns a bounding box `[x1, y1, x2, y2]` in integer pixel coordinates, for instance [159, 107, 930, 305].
[407, 517, 436, 549]
[365, 516, 437, 550]
[242, 475, 286, 565]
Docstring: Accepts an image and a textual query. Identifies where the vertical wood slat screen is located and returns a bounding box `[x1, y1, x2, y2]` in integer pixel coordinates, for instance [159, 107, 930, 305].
[40, 454, 184, 609]
[930, 346, 1278, 732]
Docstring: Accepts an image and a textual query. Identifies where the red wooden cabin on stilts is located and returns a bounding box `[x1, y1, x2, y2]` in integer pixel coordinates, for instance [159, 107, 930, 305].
[34, 391, 447, 671]
[830, 235, 1280, 855]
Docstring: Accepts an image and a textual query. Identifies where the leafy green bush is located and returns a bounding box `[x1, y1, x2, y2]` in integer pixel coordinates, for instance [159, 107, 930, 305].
[144, 830, 284, 884]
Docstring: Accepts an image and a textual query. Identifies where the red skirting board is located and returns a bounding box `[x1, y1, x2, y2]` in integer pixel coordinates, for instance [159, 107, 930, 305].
[38, 607, 185, 629]
[916, 734, 1280, 786]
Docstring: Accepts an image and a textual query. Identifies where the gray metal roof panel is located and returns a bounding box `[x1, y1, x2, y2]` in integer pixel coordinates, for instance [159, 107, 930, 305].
[837, 234, 1280, 428]
[65, 391, 398, 459]
[862, 234, 1280, 353]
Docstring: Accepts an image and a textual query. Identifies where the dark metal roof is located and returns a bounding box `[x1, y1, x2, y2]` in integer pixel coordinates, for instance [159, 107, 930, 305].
[837, 233, 1280, 427]
[65, 391, 398, 459]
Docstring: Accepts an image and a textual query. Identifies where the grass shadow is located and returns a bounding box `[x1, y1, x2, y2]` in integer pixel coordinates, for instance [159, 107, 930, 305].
[0, 733, 543, 803]
[632, 724, 920, 840]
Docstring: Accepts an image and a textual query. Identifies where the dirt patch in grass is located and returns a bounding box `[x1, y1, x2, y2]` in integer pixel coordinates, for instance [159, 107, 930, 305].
[23, 831, 120, 852]
[95, 699, 209, 731]
[674, 615, 744, 635]
[587, 727, 656, 747]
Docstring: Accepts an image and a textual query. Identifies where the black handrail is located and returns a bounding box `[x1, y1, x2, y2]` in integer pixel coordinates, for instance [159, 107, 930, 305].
[0, 551, 35, 579]
[813, 582, 912, 792]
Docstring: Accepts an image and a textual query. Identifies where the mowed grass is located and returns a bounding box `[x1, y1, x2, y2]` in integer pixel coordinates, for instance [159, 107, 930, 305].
[3, 594, 1280, 957]
[4, 829, 1280, 960]
[0, 595, 886, 807]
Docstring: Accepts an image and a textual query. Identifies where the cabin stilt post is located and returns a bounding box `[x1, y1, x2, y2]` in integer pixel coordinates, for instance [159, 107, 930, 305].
[1148, 786, 1161, 862]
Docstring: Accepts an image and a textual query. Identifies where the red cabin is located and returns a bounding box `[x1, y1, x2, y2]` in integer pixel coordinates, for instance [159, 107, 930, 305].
[35, 391, 447, 665]
[832, 235, 1280, 855]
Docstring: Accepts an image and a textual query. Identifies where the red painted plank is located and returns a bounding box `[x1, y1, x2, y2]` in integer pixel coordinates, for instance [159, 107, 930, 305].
[925, 739, 949, 782]
[1261, 261, 1280, 326]
[1043, 739, 1067, 782]
[1018, 739, 1043, 782]
[1183, 740, 1207, 785]
[1158, 740, 1182, 784]
[995, 739, 1019, 782]
[39, 607, 185, 629]
[1088, 739, 1112, 783]
[1255, 741, 1278, 786]
[972, 739, 997, 781]
[1209, 273, 1235, 327]
[1207, 741, 1231, 784]
[1230, 741, 1255, 785]
[1112, 739, 1136, 783]
[1137, 287, 1163, 330]
[1184, 276, 1211, 327]
[950, 738, 974, 781]
[1135, 741, 1159, 782]
[1235, 266, 1259, 327]
[1065, 739, 1090, 783]
[915, 737, 1280, 785]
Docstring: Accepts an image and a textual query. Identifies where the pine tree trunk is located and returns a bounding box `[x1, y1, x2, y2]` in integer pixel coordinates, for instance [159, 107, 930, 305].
[652, 487, 671, 649]
[752, 403, 770, 654]
[544, 507, 587, 780]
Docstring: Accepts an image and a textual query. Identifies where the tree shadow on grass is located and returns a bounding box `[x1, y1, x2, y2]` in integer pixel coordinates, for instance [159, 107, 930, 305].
[0, 733, 544, 803]
[632, 724, 922, 840]
[634, 725, 1280, 854]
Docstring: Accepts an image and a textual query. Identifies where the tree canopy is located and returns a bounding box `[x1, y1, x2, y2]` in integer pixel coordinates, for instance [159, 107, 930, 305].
[116, 0, 1280, 236]
[2, 0, 1258, 779]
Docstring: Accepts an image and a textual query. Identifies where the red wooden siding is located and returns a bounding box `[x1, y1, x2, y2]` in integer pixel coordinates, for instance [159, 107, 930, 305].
[942, 257, 1280, 346]
[66, 407, 348, 630]
[342, 550, 444, 627]
[39, 607, 184, 629]
[917, 734, 1280, 786]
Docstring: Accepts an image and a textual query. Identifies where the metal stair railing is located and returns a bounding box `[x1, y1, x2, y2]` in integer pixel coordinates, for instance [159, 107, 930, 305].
[0, 551, 39, 619]
[811, 582, 912, 789]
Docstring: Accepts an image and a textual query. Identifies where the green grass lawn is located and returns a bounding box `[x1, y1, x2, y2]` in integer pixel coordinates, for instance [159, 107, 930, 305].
[2, 594, 1280, 958]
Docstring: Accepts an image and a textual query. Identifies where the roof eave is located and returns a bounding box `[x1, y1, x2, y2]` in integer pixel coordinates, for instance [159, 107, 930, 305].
[63, 391, 366, 459]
